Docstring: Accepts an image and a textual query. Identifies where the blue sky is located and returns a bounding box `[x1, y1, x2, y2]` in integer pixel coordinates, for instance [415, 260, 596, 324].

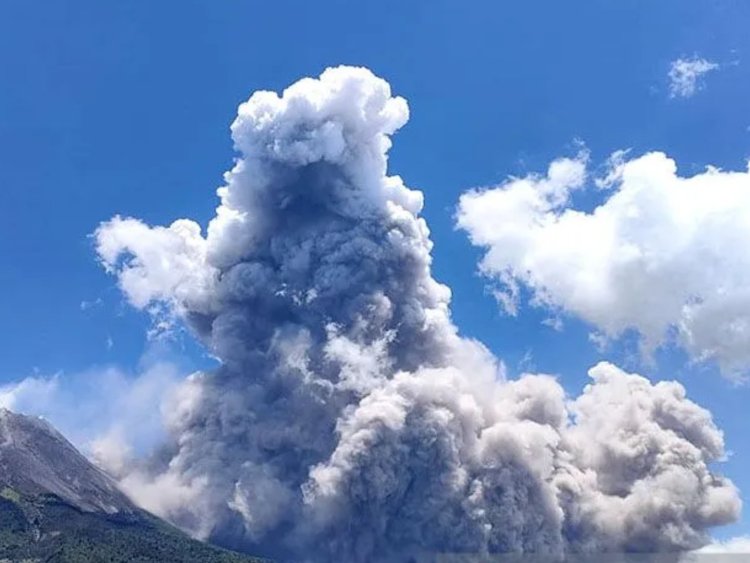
[1, 0, 750, 543]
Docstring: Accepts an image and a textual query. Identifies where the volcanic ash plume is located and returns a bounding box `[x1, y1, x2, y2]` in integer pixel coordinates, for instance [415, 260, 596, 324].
[95, 66, 739, 561]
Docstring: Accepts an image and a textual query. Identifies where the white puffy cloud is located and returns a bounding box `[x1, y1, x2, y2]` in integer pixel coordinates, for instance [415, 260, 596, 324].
[457, 151, 750, 380]
[668, 57, 719, 98]
[96, 216, 213, 312]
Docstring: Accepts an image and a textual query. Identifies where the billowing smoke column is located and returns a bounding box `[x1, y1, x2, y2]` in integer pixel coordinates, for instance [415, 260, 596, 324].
[95, 67, 740, 561]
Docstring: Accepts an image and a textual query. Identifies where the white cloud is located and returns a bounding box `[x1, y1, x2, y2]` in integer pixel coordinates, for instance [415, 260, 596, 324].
[457, 151, 750, 380]
[0, 359, 183, 471]
[668, 57, 719, 98]
[698, 536, 750, 554]
[96, 216, 213, 312]
[697, 535, 750, 553]
[680, 535, 750, 561]
[80, 297, 103, 311]
[0, 374, 60, 410]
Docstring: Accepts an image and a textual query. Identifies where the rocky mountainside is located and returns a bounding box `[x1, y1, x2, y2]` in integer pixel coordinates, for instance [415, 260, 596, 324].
[0, 408, 136, 515]
[0, 408, 263, 563]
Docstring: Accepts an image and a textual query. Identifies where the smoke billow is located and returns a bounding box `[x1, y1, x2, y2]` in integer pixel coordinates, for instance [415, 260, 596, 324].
[95, 67, 740, 561]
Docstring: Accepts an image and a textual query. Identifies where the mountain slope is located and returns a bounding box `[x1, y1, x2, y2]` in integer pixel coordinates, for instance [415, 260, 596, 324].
[0, 408, 263, 563]
[0, 407, 136, 515]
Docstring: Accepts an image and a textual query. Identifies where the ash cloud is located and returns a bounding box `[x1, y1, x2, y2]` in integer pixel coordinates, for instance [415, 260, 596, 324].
[95, 67, 740, 561]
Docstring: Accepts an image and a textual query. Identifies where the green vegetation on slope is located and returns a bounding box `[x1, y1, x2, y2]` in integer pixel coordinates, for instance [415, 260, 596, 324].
[0, 489, 264, 563]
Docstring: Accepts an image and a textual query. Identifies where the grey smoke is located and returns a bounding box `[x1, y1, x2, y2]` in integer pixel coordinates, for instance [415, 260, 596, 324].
[95, 66, 740, 561]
